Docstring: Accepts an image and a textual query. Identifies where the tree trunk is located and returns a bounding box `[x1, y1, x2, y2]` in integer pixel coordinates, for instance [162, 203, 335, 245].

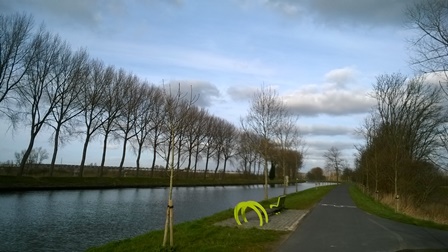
[151, 146, 157, 178]
[283, 159, 287, 195]
[204, 152, 210, 179]
[79, 134, 91, 177]
[136, 143, 143, 177]
[18, 135, 36, 176]
[49, 124, 62, 177]
[186, 149, 193, 178]
[222, 158, 228, 179]
[264, 159, 268, 200]
[176, 137, 182, 170]
[99, 132, 109, 177]
[213, 152, 221, 179]
[118, 133, 129, 177]
[193, 144, 200, 177]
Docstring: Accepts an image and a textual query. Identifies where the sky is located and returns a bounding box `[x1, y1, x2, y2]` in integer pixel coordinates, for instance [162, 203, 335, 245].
[0, 0, 420, 172]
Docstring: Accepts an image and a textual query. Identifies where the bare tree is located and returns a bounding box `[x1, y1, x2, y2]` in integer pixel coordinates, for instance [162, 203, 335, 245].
[203, 116, 219, 178]
[15, 147, 48, 165]
[131, 83, 158, 175]
[98, 66, 121, 176]
[220, 121, 238, 178]
[16, 29, 66, 176]
[406, 1, 448, 77]
[181, 106, 205, 177]
[274, 110, 300, 194]
[47, 48, 89, 176]
[147, 87, 166, 177]
[191, 110, 209, 176]
[236, 131, 258, 176]
[0, 13, 34, 120]
[356, 114, 382, 194]
[115, 73, 142, 176]
[212, 118, 227, 178]
[161, 83, 197, 248]
[78, 60, 108, 177]
[324, 146, 345, 183]
[406, 1, 448, 172]
[241, 85, 285, 200]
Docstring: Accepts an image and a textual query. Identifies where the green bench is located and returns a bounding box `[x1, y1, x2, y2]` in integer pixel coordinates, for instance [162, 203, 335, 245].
[267, 195, 286, 215]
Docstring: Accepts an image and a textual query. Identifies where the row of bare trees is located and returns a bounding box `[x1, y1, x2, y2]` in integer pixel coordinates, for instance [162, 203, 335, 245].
[1, 13, 304, 179]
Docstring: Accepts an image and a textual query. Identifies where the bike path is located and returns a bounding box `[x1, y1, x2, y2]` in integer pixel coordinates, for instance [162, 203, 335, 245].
[277, 185, 448, 252]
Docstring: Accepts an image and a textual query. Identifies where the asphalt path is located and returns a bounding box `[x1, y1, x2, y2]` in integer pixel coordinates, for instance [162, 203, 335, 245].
[277, 185, 448, 252]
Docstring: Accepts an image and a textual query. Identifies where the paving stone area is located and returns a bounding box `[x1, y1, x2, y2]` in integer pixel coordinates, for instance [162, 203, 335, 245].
[215, 209, 308, 231]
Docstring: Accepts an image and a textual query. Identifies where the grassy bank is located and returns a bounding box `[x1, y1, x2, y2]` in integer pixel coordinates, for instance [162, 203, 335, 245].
[86, 185, 337, 252]
[0, 175, 299, 190]
[349, 185, 448, 231]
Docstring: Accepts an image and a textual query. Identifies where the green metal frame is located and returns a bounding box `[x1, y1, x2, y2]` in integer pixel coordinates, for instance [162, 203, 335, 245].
[234, 201, 269, 227]
[270, 195, 286, 209]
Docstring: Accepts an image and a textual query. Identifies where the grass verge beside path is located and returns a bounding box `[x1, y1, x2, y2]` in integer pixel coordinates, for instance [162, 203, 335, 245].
[87, 185, 337, 252]
[349, 185, 448, 231]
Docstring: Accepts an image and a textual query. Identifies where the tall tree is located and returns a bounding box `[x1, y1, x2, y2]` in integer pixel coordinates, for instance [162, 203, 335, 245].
[161, 83, 197, 248]
[147, 87, 166, 177]
[203, 116, 218, 179]
[131, 83, 158, 175]
[16, 29, 65, 176]
[47, 48, 89, 176]
[0, 13, 34, 120]
[406, 0, 448, 76]
[115, 73, 142, 176]
[241, 85, 285, 200]
[219, 121, 237, 178]
[306, 167, 325, 181]
[191, 110, 209, 177]
[323, 146, 345, 183]
[181, 106, 205, 177]
[237, 131, 258, 176]
[78, 60, 108, 177]
[98, 66, 121, 176]
[274, 112, 300, 194]
[406, 0, 448, 171]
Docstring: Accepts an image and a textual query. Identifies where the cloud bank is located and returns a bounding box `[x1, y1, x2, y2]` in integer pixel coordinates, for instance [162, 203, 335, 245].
[262, 0, 423, 27]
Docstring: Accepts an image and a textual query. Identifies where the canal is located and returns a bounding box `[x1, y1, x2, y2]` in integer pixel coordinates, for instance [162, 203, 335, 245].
[0, 183, 319, 252]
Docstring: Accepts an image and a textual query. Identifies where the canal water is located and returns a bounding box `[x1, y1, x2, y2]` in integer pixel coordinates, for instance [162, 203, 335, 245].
[0, 183, 319, 252]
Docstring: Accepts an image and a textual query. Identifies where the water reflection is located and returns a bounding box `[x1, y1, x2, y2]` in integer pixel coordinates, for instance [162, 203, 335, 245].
[0, 183, 317, 252]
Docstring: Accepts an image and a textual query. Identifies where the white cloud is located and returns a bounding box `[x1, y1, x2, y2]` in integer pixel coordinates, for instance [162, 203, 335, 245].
[300, 125, 354, 136]
[91, 41, 277, 78]
[324, 67, 357, 88]
[261, 0, 423, 27]
[283, 87, 374, 116]
[422, 71, 448, 86]
[162, 80, 221, 108]
[281, 66, 374, 116]
[227, 86, 259, 102]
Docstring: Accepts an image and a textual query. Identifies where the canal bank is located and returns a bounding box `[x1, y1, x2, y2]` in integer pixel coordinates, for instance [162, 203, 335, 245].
[0, 175, 306, 191]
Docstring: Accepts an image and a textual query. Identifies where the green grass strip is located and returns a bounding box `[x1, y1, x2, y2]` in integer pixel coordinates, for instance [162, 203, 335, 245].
[349, 185, 448, 231]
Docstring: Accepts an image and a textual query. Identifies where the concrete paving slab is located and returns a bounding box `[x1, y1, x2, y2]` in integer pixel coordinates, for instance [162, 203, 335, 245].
[215, 209, 308, 231]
